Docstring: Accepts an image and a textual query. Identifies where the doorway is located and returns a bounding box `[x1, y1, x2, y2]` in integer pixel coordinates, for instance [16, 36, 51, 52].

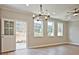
[16, 21, 26, 50]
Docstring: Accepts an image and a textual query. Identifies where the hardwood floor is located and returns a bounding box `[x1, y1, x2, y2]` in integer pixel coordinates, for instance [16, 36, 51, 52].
[1, 45, 79, 55]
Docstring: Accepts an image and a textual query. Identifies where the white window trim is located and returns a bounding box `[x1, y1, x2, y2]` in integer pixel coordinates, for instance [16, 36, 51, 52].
[34, 19, 44, 38]
[47, 21, 55, 37]
[57, 22, 64, 36]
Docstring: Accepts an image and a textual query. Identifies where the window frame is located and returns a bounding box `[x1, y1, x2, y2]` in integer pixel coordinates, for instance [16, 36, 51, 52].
[4, 20, 14, 35]
[47, 20, 54, 37]
[34, 19, 44, 37]
[57, 22, 64, 36]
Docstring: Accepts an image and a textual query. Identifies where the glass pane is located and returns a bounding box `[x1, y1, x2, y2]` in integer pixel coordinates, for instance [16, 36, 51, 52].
[10, 21, 14, 27]
[4, 21, 9, 27]
[4, 21, 14, 35]
[9, 21, 14, 35]
[57, 23, 63, 36]
[4, 29, 10, 35]
[48, 21, 54, 36]
[10, 29, 14, 35]
[34, 19, 43, 37]
[4, 21, 9, 35]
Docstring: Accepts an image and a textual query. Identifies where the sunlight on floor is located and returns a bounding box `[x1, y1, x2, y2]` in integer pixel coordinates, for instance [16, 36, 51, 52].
[16, 43, 26, 49]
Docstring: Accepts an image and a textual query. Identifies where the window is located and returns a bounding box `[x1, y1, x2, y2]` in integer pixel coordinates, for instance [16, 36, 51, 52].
[4, 21, 14, 35]
[57, 22, 63, 36]
[48, 21, 54, 36]
[34, 19, 43, 37]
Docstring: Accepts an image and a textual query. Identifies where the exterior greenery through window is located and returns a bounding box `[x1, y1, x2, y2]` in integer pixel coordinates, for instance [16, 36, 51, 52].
[34, 19, 43, 37]
[48, 21, 54, 36]
[57, 22, 63, 36]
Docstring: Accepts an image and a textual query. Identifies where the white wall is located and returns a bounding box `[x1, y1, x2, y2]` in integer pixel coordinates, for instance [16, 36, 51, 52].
[1, 8, 69, 50]
[69, 21, 79, 44]
[0, 8, 32, 52]
[28, 18, 69, 48]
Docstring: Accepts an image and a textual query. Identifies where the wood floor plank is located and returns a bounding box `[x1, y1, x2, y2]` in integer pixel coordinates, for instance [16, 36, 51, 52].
[1, 45, 79, 55]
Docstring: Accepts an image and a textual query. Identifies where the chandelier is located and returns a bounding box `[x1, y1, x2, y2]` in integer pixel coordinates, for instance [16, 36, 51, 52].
[32, 4, 50, 21]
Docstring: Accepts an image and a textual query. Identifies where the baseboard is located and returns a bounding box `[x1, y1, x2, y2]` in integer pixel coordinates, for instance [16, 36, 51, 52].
[1, 42, 79, 53]
[69, 43, 79, 46]
[1, 50, 16, 53]
[29, 42, 69, 48]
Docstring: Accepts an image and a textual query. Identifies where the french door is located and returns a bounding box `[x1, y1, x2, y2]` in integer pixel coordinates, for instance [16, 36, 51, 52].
[1, 18, 16, 52]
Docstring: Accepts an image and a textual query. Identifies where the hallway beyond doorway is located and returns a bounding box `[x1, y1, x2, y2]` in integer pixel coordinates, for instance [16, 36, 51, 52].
[16, 21, 27, 50]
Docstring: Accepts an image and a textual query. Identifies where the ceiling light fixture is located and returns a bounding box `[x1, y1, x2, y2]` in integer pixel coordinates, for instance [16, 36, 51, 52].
[32, 4, 50, 21]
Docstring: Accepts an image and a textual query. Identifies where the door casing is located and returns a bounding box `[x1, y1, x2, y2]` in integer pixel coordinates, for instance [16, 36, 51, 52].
[1, 18, 16, 52]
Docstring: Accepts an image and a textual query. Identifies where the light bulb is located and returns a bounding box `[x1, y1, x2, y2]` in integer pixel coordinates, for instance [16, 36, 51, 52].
[33, 14, 35, 19]
[73, 13, 78, 16]
[45, 16, 48, 20]
[48, 13, 50, 15]
[33, 14, 35, 17]
[47, 13, 50, 17]
[39, 12, 41, 14]
[39, 12, 41, 16]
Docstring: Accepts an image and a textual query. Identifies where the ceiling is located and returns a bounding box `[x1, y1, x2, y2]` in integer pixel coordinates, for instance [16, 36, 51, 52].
[0, 4, 79, 21]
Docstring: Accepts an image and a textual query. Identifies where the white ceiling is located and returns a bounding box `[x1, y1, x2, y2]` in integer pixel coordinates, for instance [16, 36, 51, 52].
[0, 4, 79, 21]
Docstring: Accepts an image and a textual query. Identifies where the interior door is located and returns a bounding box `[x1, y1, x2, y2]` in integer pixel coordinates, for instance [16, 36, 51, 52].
[1, 18, 16, 52]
